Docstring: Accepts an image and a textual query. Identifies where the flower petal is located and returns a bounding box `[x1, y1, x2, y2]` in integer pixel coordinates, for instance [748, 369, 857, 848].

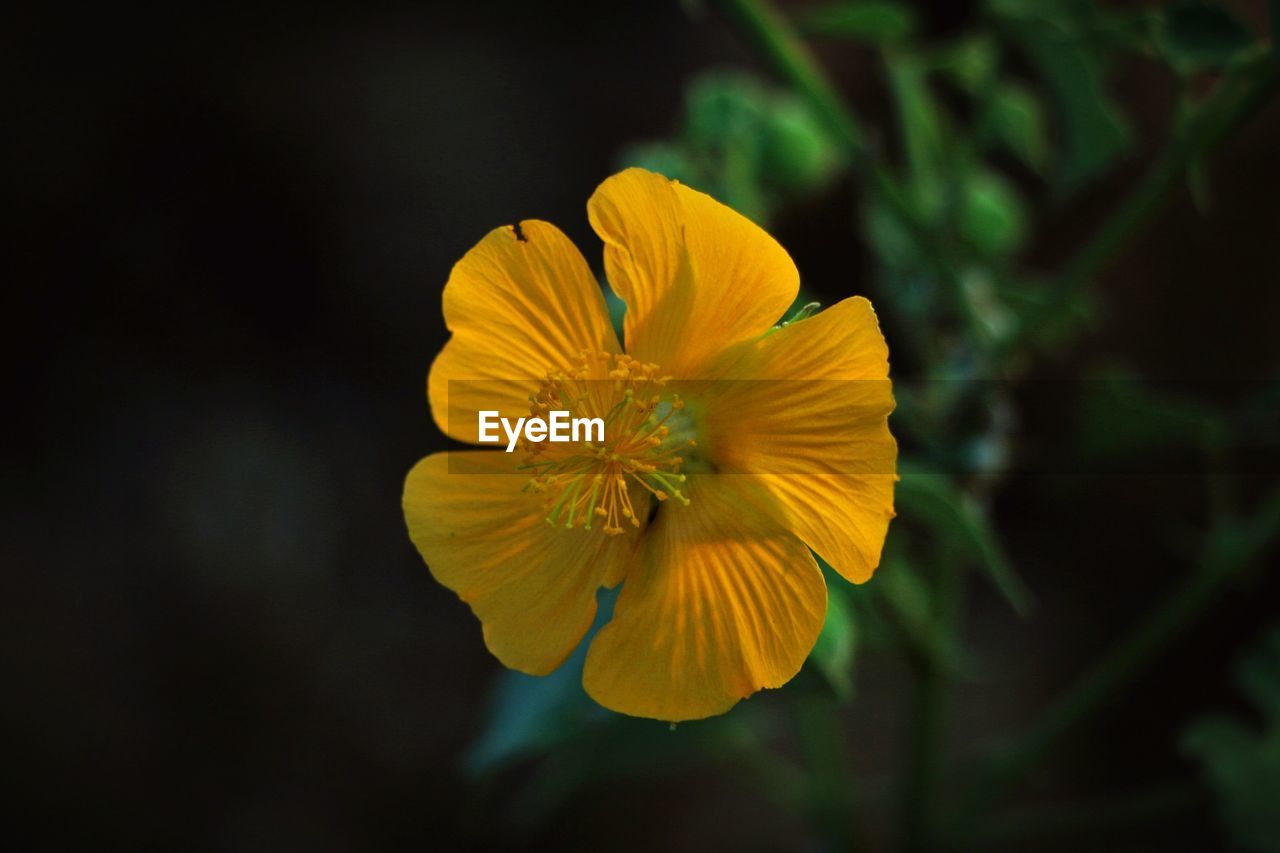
[428, 220, 621, 443]
[587, 168, 799, 378]
[403, 451, 639, 674]
[702, 296, 897, 583]
[582, 475, 827, 721]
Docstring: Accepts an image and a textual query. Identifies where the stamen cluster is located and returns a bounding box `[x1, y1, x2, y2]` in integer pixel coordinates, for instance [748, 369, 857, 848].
[519, 351, 694, 534]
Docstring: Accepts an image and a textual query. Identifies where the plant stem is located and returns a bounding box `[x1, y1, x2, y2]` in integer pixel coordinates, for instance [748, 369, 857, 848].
[716, 0, 921, 228]
[1001, 49, 1280, 357]
[898, 556, 962, 852]
[718, 0, 865, 155]
[794, 692, 863, 850]
[951, 556, 1232, 841]
[952, 478, 1280, 842]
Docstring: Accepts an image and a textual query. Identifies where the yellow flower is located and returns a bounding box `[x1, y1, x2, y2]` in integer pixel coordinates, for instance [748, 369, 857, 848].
[404, 168, 896, 721]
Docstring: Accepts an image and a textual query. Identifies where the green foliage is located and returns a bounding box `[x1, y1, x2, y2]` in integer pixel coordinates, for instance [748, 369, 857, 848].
[762, 99, 841, 189]
[468, 0, 1280, 846]
[931, 35, 999, 94]
[981, 84, 1050, 173]
[875, 552, 970, 674]
[620, 71, 841, 224]
[811, 563, 859, 699]
[801, 0, 917, 43]
[886, 52, 949, 225]
[1184, 628, 1280, 852]
[465, 592, 615, 777]
[1002, 15, 1132, 190]
[959, 168, 1027, 258]
[896, 473, 1032, 616]
[465, 662, 598, 777]
[602, 282, 627, 341]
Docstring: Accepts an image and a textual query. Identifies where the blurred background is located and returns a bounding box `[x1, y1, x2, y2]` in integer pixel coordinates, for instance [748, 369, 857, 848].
[8, 1, 1280, 850]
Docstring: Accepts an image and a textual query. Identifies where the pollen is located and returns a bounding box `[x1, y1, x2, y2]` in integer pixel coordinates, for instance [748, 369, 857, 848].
[517, 351, 695, 535]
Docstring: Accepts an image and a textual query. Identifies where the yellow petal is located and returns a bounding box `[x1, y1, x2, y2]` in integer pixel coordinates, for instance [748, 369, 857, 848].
[587, 168, 799, 378]
[701, 296, 897, 583]
[582, 475, 826, 721]
[428, 220, 620, 443]
[403, 452, 639, 675]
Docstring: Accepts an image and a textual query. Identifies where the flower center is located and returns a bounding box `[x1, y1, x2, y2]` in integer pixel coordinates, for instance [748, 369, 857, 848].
[518, 351, 695, 535]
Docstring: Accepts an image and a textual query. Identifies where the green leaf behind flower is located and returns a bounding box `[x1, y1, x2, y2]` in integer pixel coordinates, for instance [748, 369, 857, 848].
[1184, 627, 1280, 852]
[802, 0, 918, 43]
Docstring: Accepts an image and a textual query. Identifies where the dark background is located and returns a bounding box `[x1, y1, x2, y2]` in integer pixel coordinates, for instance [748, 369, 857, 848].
[8, 1, 1280, 850]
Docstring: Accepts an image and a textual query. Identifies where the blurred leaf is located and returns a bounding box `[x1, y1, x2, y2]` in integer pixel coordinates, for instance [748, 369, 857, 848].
[761, 98, 843, 191]
[845, 562, 903, 650]
[811, 563, 858, 699]
[886, 52, 948, 223]
[1238, 630, 1280, 720]
[1204, 488, 1280, 579]
[1005, 17, 1132, 190]
[465, 664, 590, 777]
[602, 282, 627, 342]
[681, 73, 772, 221]
[685, 73, 768, 156]
[617, 141, 697, 185]
[1183, 627, 1280, 852]
[1161, 1, 1254, 71]
[961, 267, 1017, 342]
[896, 473, 1034, 616]
[1184, 715, 1280, 852]
[464, 590, 616, 777]
[876, 554, 970, 672]
[878, 556, 934, 643]
[931, 35, 999, 94]
[865, 188, 920, 268]
[620, 71, 844, 226]
[960, 168, 1028, 258]
[802, 0, 917, 43]
[983, 84, 1049, 172]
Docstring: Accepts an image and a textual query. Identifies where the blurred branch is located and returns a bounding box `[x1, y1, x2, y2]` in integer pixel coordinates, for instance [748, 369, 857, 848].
[794, 692, 864, 849]
[717, 0, 985, 368]
[717, 0, 926, 234]
[898, 553, 963, 852]
[717, 0, 867, 157]
[952, 485, 1280, 842]
[1001, 47, 1280, 357]
[897, 473, 1034, 617]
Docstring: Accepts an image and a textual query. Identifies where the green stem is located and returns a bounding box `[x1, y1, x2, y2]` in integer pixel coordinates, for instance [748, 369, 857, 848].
[718, 0, 865, 155]
[717, 0, 973, 370]
[952, 557, 1230, 840]
[794, 692, 863, 849]
[953, 483, 1280, 841]
[898, 557, 962, 852]
[1001, 49, 1280, 357]
[716, 0, 922, 229]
